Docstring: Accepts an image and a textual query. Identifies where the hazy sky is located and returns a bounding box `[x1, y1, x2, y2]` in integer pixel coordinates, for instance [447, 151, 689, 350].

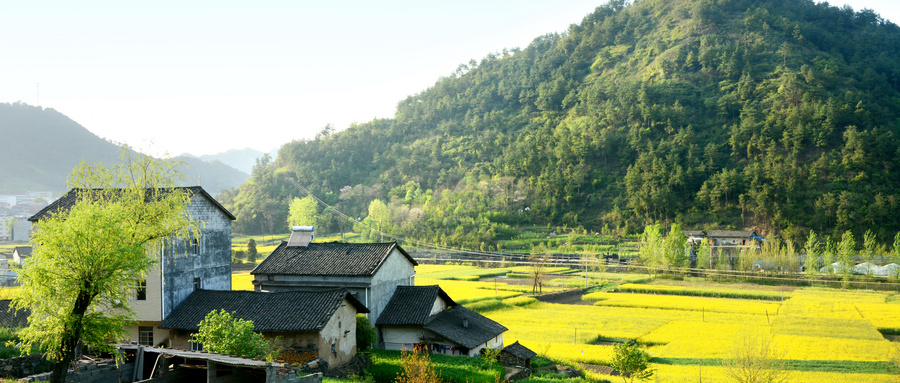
[2, 1, 897, 157]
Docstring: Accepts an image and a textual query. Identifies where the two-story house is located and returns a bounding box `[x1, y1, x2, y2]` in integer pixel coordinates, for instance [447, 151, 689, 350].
[251, 226, 417, 323]
[29, 186, 234, 346]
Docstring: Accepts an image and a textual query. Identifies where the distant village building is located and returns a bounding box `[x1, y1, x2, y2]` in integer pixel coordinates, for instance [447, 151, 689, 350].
[11, 246, 31, 264]
[376, 285, 507, 357]
[252, 227, 417, 323]
[29, 186, 234, 346]
[705, 230, 763, 248]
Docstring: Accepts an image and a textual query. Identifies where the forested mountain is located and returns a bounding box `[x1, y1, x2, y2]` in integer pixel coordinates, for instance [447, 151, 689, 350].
[221, 0, 900, 248]
[0, 102, 249, 196]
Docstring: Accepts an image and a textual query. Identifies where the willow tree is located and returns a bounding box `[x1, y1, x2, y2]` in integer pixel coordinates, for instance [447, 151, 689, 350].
[13, 150, 199, 383]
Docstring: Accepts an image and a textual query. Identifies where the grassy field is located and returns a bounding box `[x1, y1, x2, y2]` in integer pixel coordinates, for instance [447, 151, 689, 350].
[403, 264, 900, 382]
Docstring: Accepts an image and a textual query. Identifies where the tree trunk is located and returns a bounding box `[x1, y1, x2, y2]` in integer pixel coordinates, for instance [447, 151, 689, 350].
[50, 288, 93, 383]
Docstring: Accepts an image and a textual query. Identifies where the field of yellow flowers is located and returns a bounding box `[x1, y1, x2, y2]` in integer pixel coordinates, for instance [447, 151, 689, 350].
[413, 264, 900, 382]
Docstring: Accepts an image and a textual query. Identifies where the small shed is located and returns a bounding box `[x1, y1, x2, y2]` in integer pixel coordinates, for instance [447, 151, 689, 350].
[499, 341, 536, 368]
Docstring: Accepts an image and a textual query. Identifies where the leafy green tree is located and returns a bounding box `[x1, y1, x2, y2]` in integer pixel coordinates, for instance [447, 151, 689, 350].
[288, 195, 320, 228]
[697, 239, 712, 270]
[3, 217, 16, 240]
[193, 309, 269, 359]
[723, 333, 790, 383]
[12, 151, 197, 383]
[638, 224, 663, 276]
[356, 314, 377, 351]
[862, 229, 878, 276]
[363, 199, 391, 242]
[891, 232, 900, 281]
[610, 342, 653, 383]
[247, 239, 258, 263]
[663, 224, 687, 273]
[838, 230, 857, 288]
[804, 230, 820, 279]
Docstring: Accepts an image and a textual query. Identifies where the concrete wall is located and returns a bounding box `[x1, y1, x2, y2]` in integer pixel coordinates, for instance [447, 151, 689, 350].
[161, 193, 232, 319]
[368, 249, 415, 322]
[131, 262, 164, 321]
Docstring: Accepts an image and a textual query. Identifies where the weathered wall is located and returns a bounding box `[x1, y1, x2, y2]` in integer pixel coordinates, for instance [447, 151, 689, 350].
[313, 298, 358, 367]
[0, 354, 51, 379]
[21, 359, 135, 383]
[368, 249, 415, 322]
[162, 193, 233, 318]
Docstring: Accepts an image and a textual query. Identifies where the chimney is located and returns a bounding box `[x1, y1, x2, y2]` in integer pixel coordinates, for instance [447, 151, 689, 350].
[287, 226, 315, 247]
[463, 318, 469, 329]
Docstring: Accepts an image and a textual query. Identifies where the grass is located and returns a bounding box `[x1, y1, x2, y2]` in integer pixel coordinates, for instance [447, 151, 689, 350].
[367, 349, 502, 383]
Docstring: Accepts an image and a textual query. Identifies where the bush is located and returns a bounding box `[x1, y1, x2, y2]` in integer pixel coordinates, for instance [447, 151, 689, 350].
[357, 314, 377, 351]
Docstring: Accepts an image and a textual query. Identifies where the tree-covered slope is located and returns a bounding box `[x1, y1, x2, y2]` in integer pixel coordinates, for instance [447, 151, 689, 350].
[222, 0, 900, 246]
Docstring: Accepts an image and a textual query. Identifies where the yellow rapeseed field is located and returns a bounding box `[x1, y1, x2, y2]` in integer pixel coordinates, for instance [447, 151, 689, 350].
[448, 266, 900, 382]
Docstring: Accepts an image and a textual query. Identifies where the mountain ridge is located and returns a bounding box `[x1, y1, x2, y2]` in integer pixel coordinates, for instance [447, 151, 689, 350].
[0, 102, 249, 196]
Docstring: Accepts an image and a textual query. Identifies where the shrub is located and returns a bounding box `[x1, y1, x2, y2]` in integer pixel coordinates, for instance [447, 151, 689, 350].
[357, 314, 377, 351]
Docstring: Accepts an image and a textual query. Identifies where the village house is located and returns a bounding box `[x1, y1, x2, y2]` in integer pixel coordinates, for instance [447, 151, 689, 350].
[11, 246, 31, 264]
[159, 288, 367, 368]
[705, 230, 763, 248]
[28, 186, 234, 346]
[251, 227, 417, 323]
[376, 285, 507, 357]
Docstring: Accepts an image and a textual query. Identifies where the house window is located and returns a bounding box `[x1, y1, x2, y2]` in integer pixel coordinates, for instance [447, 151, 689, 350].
[190, 238, 200, 255]
[138, 326, 154, 346]
[190, 335, 204, 352]
[135, 280, 147, 301]
[193, 277, 201, 291]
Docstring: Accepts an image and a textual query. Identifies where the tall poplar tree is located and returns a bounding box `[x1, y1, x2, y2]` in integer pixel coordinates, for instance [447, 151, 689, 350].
[12, 150, 198, 383]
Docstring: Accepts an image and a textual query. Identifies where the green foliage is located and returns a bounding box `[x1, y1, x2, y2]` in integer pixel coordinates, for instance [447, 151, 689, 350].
[12, 150, 199, 383]
[247, 239, 258, 263]
[194, 309, 270, 359]
[609, 342, 653, 383]
[288, 195, 321, 228]
[368, 349, 502, 383]
[221, 0, 900, 250]
[356, 314, 377, 351]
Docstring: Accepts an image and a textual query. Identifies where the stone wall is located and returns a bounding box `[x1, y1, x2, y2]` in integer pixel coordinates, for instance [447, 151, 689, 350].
[21, 359, 135, 383]
[0, 354, 51, 379]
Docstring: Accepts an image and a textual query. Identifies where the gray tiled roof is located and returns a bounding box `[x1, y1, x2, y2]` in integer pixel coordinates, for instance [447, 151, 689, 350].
[12, 246, 31, 256]
[376, 285, 457, 326]
[424, 306, 507, 349]
[0, 300, 29, 329]
[502, 341, 536, 360]
[158, 289, 367, 332]
[29, 186, 235, 222]
[251, 241, 417, 277]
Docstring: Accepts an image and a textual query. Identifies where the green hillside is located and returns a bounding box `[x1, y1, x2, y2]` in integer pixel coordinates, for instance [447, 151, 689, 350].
[221, 0, 900, 247]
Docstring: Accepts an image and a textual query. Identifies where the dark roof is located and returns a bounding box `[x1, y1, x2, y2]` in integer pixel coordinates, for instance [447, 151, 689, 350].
[251, 241, 417, 277]
[424, 306, 507, 349]
[706, 230, 757, 238]
[158, 289, 367, 332]
[12, 246, 32, 256]
[502, 341, 536, 360]
[0, 300, 29, 328]
[682, 230, 706, 237]
[29, 186, 235, 222]
[376, 285, 457, 326]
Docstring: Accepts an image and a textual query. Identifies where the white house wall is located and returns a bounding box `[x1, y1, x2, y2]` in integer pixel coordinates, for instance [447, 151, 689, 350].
[368, 249, 416, 321]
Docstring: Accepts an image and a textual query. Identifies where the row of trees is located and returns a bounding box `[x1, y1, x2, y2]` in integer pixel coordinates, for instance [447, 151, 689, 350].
[638, 224, 900, 282]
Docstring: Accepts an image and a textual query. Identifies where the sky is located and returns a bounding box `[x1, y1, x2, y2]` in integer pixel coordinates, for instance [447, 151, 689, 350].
[1, 1, 898, 157]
